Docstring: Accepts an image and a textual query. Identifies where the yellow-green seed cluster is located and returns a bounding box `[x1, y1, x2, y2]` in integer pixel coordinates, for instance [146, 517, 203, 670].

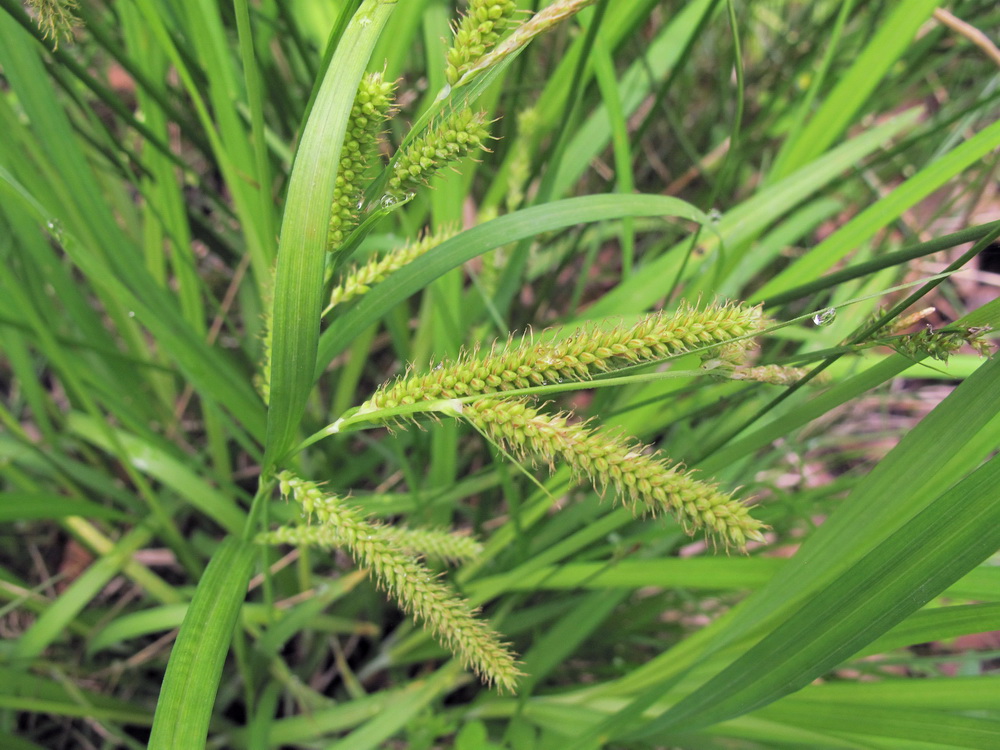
[327, 226, 458, 313]
[464, 399, 766, 550]
[260, 473, 520, 691]
[456, 0, 599, 84]
[380, 525, 484, 564]
[388, 108, 491, 198]
[730, 364, 811, 386]
[27, 0, 80, 49]
[505, 107, 539, 211]
[893, 326, 992, 363]
[446, 0, 519, 86]
[364, 302, 764, 410]
[256, 314, 274, 404]
[328, 72, 395, 251]
[356, 301, 768, 550]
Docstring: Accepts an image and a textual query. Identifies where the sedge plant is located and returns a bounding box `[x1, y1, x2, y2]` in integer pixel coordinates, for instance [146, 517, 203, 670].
[1, 1, 999, 748]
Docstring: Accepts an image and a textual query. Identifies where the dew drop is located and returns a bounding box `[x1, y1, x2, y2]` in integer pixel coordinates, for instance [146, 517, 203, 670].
[379, 194, 399, 209]
[707, 208, 722, 224]
[128, 310, 136, 318]
[46, 219, 64, 242]
[812, 308, 836, 326]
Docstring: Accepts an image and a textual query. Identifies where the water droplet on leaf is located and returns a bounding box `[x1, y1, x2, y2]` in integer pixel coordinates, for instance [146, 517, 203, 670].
[46, 219, 64, 242]
[707, 208, 722, 224]
[813, 308, 836, 326]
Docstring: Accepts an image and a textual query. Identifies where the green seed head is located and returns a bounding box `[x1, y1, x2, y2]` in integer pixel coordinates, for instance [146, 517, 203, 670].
[363, 302, 765, 410]
[262, 472, 521, 691]
[388, 109, 492, 198]
[446, 0, 518, 86]
[327, 72, 396, 252]
[463, 399, 766, 551]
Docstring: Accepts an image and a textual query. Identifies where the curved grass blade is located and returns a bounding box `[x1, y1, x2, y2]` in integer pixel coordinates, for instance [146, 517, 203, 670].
[263, 0, 398, 470]
[147, 536, 255, 750]
[316, 193, 706, 374]
[625, 353, 1000, 737]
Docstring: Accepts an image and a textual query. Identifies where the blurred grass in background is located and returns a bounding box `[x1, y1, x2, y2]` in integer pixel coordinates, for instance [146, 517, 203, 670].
[1, 0, 999, 747]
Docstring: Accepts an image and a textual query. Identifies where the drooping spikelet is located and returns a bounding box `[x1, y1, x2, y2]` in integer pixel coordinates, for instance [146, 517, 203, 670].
[328, 72, 396, 251]
[326, 226, 459, 314]
[729, 365, 812, 386]
[380, 525, 484, 564]
[361, 302, 765, 411]
[26, 0, 80, 48]
[461, 399, 766, 551]
[258, 473, 521, 691]
[445, 0, 519, 86]
[893, 326, 992, 363]
[388, 108, 491, 198]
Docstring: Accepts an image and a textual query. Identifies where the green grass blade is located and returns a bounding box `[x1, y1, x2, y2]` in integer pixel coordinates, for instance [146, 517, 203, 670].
[147, 536, 255, 750]
[856, 603, 1000, 659]
[316, 194, 706, 374]
[628, 353, 1000, 735]
[263, 0, 398, 471]
[0, 493, 127, 523]
[756, 702, 1000, 750]
[327, 662, 463, 750]
[12, 525, 159, 661]
[756, 116, 1000, 300]
[588, 109, 919, 317]
[772, 0, 939, 178]
[65, 412, 247, 535]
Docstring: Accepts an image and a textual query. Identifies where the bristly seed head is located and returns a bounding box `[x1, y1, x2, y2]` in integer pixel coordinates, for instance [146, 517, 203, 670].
[463, 399, 767, 551]
[445, 0, 519, 86]
[328, 72, 396, 252]
[327, 225, 458, 313]
[261, 472, 522, 691]
[388, 108, 492, 198]
[363, 302, 766, 411]
[355, 301, 769, 551]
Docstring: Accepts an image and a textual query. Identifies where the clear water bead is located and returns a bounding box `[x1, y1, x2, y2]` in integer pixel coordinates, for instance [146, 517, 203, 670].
[812, 308, 837, 326]
[46, 219, 64, 242]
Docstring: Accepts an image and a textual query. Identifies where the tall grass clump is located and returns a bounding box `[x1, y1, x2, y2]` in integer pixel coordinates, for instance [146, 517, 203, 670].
[1, 1, 999, 748]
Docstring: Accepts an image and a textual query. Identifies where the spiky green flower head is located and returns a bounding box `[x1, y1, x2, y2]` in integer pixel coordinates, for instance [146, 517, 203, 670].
[361, 302, 765, 411]
[893, 326, 993, 363]
[729, 364, 812, 385]
[328, 72, 396, 251]
[262, 472, 521, 691]
[326, 225, 458, 313]
[26, 0, 80, 49]
[388, 108, 491, 198]
[462, 399, 766, 551]
[446, 0, 519, 86]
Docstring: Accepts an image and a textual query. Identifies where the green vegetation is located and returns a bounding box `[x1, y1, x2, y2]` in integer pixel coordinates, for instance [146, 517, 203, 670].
[2, 0, 999, 747]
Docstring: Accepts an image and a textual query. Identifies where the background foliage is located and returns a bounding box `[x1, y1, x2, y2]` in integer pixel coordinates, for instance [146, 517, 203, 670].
[1, 0, 999, 747]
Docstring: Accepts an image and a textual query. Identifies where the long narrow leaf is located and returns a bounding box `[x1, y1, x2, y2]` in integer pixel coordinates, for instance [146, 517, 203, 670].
[263, 0, 398, 470]
[147, 537, 255, 749]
